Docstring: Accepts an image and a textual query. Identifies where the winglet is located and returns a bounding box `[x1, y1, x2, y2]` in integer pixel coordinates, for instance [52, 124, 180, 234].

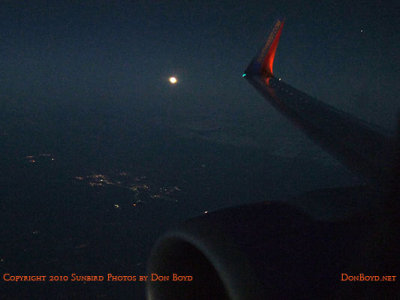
[244, 19, 285, 77]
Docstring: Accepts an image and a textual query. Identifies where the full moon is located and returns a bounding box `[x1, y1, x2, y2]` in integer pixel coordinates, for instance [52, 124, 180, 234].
[169, 76, 178, 84]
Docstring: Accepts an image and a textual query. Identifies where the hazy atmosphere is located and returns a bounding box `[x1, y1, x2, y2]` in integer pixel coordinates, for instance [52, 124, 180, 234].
[1, 1, 398, 298]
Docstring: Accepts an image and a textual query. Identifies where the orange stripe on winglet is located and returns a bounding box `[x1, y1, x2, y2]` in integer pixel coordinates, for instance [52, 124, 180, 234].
[261, 21, 284, 77]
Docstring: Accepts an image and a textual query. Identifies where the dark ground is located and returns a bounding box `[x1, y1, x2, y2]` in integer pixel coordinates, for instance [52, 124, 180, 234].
[0, 98, 359, 298]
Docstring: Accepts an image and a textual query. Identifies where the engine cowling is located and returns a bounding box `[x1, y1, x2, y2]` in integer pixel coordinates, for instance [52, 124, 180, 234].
[146, 198, 384, 299]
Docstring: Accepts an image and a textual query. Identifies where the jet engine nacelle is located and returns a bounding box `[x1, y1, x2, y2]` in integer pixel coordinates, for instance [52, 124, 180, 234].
[146, 192, 398, 299]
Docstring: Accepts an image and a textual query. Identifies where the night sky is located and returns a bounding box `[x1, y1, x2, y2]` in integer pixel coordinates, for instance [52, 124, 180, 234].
[0, 1, 398, 298]
[1, 1, 398, 127]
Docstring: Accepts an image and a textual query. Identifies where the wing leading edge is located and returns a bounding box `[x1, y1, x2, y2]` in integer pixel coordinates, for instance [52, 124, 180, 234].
[244, 19, 397, 188]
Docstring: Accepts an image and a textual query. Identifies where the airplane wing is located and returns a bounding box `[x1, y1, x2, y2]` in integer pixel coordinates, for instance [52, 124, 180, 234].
[243, 19, 396, 187]
[146, 19, 399, 300]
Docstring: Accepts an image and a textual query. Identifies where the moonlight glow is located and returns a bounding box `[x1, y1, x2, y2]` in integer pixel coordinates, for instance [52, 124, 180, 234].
[169, 76, 178, 84]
